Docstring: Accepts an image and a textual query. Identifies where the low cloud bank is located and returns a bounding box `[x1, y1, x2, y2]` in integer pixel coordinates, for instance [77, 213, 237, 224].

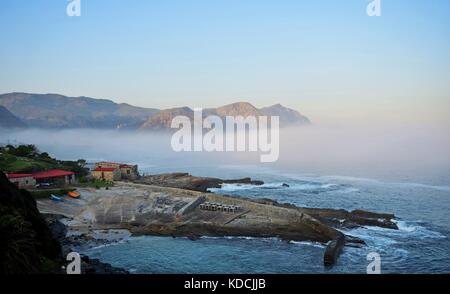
[1, 122, 449, 180]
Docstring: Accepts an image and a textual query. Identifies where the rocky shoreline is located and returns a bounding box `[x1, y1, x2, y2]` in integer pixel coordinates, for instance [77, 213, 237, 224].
[44, 214, 129, 274]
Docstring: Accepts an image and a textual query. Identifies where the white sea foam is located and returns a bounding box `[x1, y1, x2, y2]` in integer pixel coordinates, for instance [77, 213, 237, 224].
[394, 220, 417, 233]
[344, 220, 446, 253]
[209, 182, 286, 192]
[200, 236, 326, 248]
[250, 168, 450, 193]
[360, 221, 446, 240]
[208, 184, 255, 192]
[394, 221, 446, 239]
[289, 241, 325, 248]
[199, 236, 283, 243]
[338, 187, 360, 194]
[209, 181, 350, 193]
[88, 239, 127, 251]
[345, 229, 399, 247]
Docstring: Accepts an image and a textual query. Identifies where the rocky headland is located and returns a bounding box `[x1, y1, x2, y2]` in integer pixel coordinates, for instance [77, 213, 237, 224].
[136, 172, 264, 192]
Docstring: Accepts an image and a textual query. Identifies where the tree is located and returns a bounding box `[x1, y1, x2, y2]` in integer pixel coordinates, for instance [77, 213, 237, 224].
[38, 152, 53, 161]
[11, 145, 38, 157]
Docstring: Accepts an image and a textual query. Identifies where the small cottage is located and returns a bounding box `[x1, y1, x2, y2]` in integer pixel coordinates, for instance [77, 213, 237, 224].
[92, 167, 121, 181]
[94, 162, 139, 180]
[118, 164, 139, 180]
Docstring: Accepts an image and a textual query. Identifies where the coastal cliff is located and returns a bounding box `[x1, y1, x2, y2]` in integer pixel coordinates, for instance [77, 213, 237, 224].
[0, 171, 61, 273]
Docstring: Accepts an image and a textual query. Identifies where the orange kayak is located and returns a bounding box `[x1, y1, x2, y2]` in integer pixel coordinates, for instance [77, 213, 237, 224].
[68, 191, 80, 198]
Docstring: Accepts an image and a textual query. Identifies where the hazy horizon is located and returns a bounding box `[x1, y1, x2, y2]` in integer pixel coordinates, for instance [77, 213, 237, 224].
[2, 123, 449, 185]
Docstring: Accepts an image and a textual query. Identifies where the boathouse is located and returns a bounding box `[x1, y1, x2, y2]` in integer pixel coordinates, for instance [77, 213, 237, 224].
[32, 169, 76, 185]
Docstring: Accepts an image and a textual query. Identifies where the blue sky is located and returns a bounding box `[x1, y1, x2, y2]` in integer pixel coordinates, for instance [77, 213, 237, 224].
[1, 0, 449, 123]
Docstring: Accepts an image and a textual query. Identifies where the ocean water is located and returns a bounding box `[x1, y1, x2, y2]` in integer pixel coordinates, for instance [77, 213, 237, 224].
[81, 165, 450, 274]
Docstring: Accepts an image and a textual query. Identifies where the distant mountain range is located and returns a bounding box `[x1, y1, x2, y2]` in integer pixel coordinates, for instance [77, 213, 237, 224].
[0, 92, 310, 130]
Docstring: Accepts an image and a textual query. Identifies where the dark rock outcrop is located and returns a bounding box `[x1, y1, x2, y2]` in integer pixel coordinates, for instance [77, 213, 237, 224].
[298, 208, 398, 230]
[248, 198, 398, 230]
[80, 255, 129, 274]
[324, 234, 346, 267]
[222, 177, 264, 186]
[137, 173, 264, 192]
[44, 214, 68, 241]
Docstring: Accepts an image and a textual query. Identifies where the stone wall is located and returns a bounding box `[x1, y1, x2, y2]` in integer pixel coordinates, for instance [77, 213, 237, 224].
[92, 170, 121, 181]
[8, 176, 36, 189]
[119, 166, 139, 180]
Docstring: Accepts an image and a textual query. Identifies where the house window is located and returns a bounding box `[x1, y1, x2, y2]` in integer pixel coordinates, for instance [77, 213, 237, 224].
[25, 180, 29, 184]
[127, 170, 130, 174]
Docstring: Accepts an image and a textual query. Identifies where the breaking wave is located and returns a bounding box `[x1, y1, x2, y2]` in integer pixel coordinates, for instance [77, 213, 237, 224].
[317, 175, 450, 193]
[344, 220, 446, 252]
[210, 181, 358, 194]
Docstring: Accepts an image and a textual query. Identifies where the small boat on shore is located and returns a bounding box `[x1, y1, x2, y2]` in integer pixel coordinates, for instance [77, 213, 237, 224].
[68, 191, 80, 199]
[50, 194, 62, 202]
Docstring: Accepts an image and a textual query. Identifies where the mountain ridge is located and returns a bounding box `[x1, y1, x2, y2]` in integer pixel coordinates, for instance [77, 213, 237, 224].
[0, 92, 310, 130]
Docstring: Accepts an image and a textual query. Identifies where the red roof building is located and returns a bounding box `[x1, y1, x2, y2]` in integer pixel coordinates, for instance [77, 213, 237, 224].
[4, 169, 77, 188]
[32, 169, 75, 180]
[6, 173, 33, 179]
[93, 161, 139, 180]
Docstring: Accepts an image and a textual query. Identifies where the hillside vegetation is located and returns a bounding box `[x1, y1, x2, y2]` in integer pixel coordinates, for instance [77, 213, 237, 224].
[0, 144, 88, 175]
